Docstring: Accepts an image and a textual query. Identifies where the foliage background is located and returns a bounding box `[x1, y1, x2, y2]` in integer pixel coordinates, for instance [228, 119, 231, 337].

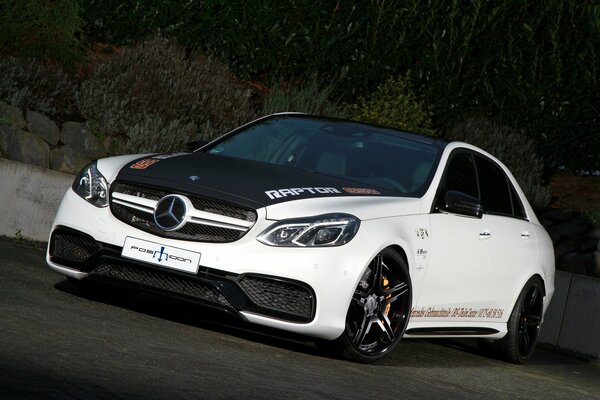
[0, 0, 84, 67]
[0, 0, 598, 175]
[74, 0, 600, 170]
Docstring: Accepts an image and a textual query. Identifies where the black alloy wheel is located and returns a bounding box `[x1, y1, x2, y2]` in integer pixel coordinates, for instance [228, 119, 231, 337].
[339, 248, 412, 363]
[479, 276, 544, 364]
[508, 277, 544, 363]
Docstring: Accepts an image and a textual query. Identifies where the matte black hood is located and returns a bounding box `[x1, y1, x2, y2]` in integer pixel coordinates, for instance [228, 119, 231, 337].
[115, 152, 397, 209]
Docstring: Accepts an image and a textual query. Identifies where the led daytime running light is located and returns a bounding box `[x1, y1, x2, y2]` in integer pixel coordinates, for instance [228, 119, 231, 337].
[257, 213, 360, 247]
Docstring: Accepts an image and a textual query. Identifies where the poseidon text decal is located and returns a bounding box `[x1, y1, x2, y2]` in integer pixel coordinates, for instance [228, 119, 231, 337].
[265, 187, 341, 200]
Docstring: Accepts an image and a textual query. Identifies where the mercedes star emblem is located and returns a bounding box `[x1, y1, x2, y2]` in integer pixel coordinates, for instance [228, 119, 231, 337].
[153, 194, 188, 231]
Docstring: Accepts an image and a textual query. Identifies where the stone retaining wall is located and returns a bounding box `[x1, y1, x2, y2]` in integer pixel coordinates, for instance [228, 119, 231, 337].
[540, 209, 600, 279]
[0, 101, 123, 174]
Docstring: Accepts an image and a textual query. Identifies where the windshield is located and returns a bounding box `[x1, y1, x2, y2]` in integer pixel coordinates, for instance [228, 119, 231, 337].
[203, 115, 442, 195]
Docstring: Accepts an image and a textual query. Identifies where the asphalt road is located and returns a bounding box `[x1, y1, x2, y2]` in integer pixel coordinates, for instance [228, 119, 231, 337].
[1, 239, 599, 400]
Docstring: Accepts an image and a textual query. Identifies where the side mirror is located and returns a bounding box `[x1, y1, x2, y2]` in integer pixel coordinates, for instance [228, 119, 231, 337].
[185, 140, 208, 152]
[442, 190, 483, 218]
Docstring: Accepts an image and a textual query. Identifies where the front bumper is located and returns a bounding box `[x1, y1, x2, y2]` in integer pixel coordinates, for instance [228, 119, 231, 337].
[47, 188, 381, 340]
[48, 226, 316, 323]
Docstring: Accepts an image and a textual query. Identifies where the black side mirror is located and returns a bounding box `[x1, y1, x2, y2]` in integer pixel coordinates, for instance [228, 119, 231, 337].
[442, 190, 483, 218]
[185, 140, 208, 152]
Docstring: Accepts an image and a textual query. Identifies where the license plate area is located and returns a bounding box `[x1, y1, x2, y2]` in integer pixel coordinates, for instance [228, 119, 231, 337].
[121, 237, 200, 274]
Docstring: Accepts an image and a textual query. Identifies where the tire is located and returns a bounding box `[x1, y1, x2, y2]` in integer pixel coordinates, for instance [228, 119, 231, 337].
[479, 276, 544, 364]
[336, 248, 412, 363]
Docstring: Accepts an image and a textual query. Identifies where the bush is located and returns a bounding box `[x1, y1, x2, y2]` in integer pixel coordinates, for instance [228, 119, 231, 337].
[76, 0, 189, 44]
[448, 116, 550, 210]
[260, 78, 347, 118]
[0, 0, 84, 68]
[0, 57, 78, 121]
[346, 76, 436, 136]
[77, 0, 600, 169]
[77, 1, 405, 93]
[405, 1, 600, 171]
[584, 209, 600, 227]
[76, 37, 256, 153]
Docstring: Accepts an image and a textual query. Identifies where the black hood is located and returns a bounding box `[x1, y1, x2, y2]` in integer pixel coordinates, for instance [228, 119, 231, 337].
[115, 152, 397, 209]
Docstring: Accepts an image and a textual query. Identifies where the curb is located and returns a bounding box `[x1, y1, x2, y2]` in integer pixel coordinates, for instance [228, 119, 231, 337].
[539, 270, 600, 359]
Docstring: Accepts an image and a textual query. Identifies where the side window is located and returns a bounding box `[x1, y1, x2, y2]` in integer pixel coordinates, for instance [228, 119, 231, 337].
[475, 155, 512, 216]
[510, 184, 527, 219]
[435, 152, 479, 209]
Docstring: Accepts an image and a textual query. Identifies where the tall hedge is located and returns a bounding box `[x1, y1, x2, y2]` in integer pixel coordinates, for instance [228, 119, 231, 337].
[0, 0, 84, 68]
[63, 1, 600, 168]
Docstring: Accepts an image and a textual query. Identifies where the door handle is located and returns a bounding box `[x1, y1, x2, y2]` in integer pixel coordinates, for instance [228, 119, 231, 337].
[479, 231, 491, 240]
[521, 231, 531, 240]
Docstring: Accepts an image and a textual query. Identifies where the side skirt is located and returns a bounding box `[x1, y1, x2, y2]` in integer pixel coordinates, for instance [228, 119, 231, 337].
[405, 327, 499, 336]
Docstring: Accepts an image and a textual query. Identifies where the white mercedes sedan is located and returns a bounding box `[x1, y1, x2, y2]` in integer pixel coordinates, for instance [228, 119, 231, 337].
[46, 113, 554, 363]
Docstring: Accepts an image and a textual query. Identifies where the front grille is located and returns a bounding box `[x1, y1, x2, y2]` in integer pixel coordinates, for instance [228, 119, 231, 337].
[110, 182, 257, 243]
[93, 263, 230, 305]
[238, 275, 315, 321]
[51, 230, 101, 262]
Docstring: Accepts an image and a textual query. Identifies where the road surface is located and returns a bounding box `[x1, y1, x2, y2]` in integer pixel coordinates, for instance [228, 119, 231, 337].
[1, 239, 598, 399]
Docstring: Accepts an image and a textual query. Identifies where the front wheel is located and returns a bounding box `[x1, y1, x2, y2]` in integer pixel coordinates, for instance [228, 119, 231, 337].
[337, 248, 412, 363]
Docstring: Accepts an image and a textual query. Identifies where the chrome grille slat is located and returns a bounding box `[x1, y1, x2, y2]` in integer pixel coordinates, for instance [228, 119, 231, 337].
[112, 198, 154, 213]
[188, 216, 248, 231]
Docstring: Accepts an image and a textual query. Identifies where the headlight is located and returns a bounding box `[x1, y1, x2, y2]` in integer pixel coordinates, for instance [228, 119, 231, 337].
[72, 162, 109, 208]
[257, 213, 360, 247]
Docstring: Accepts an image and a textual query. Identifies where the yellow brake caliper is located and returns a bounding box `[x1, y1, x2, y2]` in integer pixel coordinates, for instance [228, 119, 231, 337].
[383, 277, 391, 315]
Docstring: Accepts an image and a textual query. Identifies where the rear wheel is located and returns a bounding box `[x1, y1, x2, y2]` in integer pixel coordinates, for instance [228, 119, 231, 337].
[337, 248, 412, 363]
[478, 277, 544, 364]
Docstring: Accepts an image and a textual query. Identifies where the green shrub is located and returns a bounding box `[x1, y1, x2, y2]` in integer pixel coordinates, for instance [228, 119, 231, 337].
[584, 209, 600, 228]
[0, 0, 84, 68]
[77, 0, 405, 93]
[0, 57, 78, 120]
[260, 78, 347, 118]
[76, 0, 189, 44]
[405, 1, 600, 171]
[448, 116, 551, 210]
[77, 0, 600, 169]
[76, 37, 256, 153]
[346, 76, 436, 136]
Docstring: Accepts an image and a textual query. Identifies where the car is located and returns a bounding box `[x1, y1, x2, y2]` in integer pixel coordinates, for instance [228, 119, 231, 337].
[46, 113, 555, 363]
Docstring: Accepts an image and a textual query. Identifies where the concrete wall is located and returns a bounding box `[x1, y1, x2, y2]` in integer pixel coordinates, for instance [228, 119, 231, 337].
[0, 158, 73, 242]
[539, 270, 600, 359]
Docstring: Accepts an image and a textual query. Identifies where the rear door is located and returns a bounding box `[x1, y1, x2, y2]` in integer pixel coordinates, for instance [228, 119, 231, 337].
[473, 154, 537, 313]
